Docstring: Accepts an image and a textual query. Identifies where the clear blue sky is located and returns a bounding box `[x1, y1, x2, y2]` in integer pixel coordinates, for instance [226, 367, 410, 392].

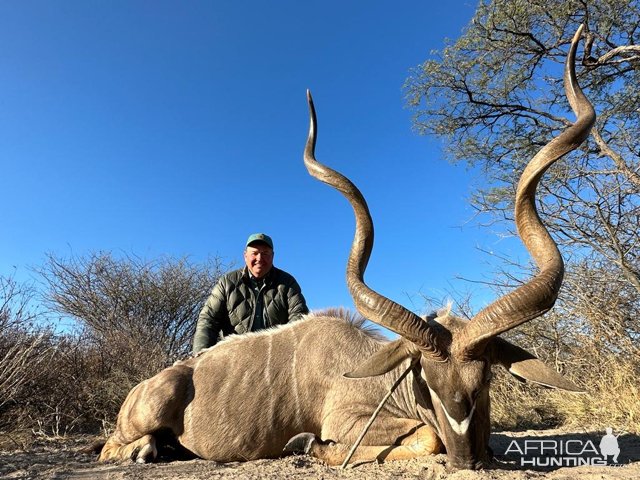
[1, 1, 523, 325]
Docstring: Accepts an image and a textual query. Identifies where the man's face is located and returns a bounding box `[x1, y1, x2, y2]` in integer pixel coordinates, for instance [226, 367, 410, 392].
[244, 243, 274, 279]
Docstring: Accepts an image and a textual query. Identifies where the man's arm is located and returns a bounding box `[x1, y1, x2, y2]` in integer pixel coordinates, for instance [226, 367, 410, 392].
[193, 281, 227, 353]
[286, 279, 309, 322]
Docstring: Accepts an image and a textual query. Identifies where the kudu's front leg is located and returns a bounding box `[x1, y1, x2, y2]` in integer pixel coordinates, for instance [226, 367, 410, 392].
[285, 422, 443, 465]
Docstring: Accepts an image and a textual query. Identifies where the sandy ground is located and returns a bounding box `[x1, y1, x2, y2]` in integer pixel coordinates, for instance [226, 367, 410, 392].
[1, 428, 638, 480]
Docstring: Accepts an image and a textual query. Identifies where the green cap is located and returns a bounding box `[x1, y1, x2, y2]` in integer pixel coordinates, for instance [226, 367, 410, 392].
[246, 233, 274, 250]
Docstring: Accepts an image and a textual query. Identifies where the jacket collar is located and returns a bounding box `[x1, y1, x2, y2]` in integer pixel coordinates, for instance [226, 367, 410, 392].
[242, 266, 276, 286]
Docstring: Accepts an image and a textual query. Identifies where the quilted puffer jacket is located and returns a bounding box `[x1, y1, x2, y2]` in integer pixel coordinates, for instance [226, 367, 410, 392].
[192, 266, 309, 352]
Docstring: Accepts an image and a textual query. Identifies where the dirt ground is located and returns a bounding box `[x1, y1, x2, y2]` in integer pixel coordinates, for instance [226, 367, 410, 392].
[1, 428, 638, 480]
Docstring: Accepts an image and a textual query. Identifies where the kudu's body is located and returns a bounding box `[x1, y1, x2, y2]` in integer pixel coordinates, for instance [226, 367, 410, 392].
[99, 312, 442, 464]
[99, 27, 594, 470]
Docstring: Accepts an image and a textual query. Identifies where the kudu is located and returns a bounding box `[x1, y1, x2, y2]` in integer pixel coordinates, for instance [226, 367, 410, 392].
[98, 26, 593, 470]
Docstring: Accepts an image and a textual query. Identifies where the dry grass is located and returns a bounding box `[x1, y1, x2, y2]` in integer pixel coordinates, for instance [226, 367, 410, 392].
[491, 354, 640, 434]
[491, 369, 560, 430]
[549, 358, 640, 433]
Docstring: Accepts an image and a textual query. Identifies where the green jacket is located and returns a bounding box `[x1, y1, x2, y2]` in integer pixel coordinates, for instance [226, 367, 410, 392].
[192, 266, 309, 352]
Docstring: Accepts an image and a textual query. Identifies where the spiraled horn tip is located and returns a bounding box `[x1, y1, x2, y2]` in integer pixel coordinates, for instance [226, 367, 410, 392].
[573, 24, 584, 43]
[306, 90, 316, 117]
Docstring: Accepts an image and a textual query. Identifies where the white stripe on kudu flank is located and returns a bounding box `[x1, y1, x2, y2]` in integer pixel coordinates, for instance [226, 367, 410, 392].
[289, 328, 302, 427]
[265, 336, 272, 384]
[265, 336, 274, 427]
[429, 387, 476, 436]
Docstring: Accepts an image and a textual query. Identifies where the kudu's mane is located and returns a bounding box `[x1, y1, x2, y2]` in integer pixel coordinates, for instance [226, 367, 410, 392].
[310, 307, 389, 342]
[201, 307, 389, 352]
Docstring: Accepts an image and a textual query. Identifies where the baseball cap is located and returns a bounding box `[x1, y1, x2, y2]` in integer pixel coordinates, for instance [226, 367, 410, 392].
[246, 233, 274, 250]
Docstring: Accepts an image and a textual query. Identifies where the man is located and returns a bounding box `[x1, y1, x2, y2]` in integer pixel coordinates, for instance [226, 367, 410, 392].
[192, 233, 309, 353]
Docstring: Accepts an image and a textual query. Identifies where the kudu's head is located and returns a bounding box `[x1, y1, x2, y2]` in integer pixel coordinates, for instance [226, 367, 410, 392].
[303, 26, 594, 470]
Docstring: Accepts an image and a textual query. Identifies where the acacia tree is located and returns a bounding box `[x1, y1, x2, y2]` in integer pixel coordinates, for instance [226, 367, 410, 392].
[404, 0, 639, 325]
[405, 0, 639, 428]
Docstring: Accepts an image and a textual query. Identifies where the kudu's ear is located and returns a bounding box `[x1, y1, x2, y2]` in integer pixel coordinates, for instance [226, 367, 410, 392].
[491, 338, 585, 392]
[344, 338, 420, 379]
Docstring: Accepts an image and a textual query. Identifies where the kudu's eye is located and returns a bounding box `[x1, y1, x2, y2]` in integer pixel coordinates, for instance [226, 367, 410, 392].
[471, 380, 489, 401]
[485, 370, 493, 383]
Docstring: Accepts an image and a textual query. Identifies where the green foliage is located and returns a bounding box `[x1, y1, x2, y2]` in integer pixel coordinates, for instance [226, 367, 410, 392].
[405, 0, 640, 297]
[409, 0, 638, 165]
[407, 0, 640, 431]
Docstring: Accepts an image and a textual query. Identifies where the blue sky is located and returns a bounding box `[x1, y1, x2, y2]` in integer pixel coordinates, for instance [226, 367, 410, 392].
[1, 1, 524, 325]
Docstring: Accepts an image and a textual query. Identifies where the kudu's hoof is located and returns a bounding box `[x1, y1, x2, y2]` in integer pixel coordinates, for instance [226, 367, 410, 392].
[134, 443, 157, 463]
[284, 432, 317, 454]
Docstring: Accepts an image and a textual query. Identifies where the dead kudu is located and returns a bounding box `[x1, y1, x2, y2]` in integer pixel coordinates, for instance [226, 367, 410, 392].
[98, 27, 594, 470]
